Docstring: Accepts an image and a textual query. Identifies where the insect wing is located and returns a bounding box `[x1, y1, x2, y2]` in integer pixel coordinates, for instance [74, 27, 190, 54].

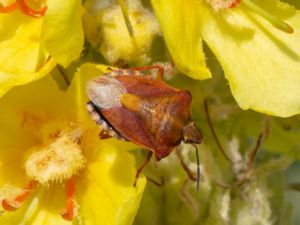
[101, 75, 192, 158]
[87, 76, 126, 109]
[115, 75, 180, 97]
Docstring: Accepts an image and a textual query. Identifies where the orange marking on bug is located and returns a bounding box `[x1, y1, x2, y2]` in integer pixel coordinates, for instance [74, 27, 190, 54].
[1, 180, 38, 211]
[61, 178, 76, 221]
[120, 93, 142, 112]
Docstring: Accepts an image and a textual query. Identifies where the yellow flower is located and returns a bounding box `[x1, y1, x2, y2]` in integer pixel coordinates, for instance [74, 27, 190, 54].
[151, 0, 300, 117]
[0, 64, 146, 224]
[0, 0, 84, 97]
[83, 0, 160, 65]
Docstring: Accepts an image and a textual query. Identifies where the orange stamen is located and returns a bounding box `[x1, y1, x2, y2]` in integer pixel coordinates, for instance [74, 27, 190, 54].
[61, 178, 75, 221]
[16, 0, 47, 17]
[1, 180, 38, 211]
[229, 0, 241, 8]
[2, 199, 21, 211]
[0, 2, 17, 13]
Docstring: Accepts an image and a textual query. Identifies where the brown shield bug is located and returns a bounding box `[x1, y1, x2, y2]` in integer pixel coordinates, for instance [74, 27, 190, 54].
[86, 65, 202, 190]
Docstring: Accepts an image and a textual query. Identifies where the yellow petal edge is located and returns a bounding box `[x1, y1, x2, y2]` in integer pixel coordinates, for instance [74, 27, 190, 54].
[151, 0, 211, 80]
[42, 0, 84, 67]
[199, 0, 300, 117]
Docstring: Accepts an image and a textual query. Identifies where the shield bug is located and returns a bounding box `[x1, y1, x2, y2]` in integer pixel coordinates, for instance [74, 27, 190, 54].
[86, 65, 202, 189]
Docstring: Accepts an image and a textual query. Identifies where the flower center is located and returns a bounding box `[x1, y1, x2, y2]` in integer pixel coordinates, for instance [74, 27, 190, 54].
[205, 0, 293, 33]
[0, 120, 87, 221]
[25, 126, 86, 184]
[0, 0, 47, 17]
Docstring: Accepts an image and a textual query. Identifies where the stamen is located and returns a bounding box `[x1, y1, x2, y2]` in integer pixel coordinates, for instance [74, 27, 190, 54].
[16, 0, 47, 18]
[25, 126, 85, 185]
[2, 199, 21, 211]
[0, 2, 17, 13]
[229, 0, 241, 8]
[61, 178, 76, 221]
[118, 0, 134, 36]
[242, 0, 293, 33]
[1, 180, 38, 211]
[206, 0, 241, 10]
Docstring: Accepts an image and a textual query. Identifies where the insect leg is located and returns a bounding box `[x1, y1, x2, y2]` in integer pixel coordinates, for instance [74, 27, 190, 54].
[146, 176, 164, 187]
[86, 101, 127, 141]
[2, 180, 38, 211]
[175, 148, 197, 182]
[128, 65, 165, 79]
[133, 151, 153, 187]
[231, 116, 269, 187]
[105, 68, 141, 77]
[107, 64, 165, 79]
[214, 118, 269, 189]
[205, 97, 270, 188]
[180, 179, 199, 216]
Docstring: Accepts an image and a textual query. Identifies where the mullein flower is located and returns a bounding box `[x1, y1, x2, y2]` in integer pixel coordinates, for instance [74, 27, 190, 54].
[0, 0, 84, 97]
[83, 0, 160, 65]
[151, 0, 300, 117]
[0, 64, 146, 224]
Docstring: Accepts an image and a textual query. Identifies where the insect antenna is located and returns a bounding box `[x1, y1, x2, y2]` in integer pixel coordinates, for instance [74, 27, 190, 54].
[204, 98, 231, 162]
[176, 146, 200, 192]
[215, 119, 269, 189]
[193, 144, 200, 192]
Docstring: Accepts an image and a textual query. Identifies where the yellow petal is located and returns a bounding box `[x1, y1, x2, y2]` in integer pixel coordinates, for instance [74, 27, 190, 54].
[0, 62, 99, 123]
[78, 141, 146, 225]
[0, 58, 56, 98]
[199, 1, 300, 117]
[0, 0, 84, 97]
[26, 188, 71, 225]
[71, 63, 112, 122]
[0, 71, 69, 117]
[0, 65, 145, 224]
[42, 0, 84, 67]
[0, 13, 56, 97]
[0, 14, 43, 73]
[151, 0, 211, 79]
[0, 187, 72, 225]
